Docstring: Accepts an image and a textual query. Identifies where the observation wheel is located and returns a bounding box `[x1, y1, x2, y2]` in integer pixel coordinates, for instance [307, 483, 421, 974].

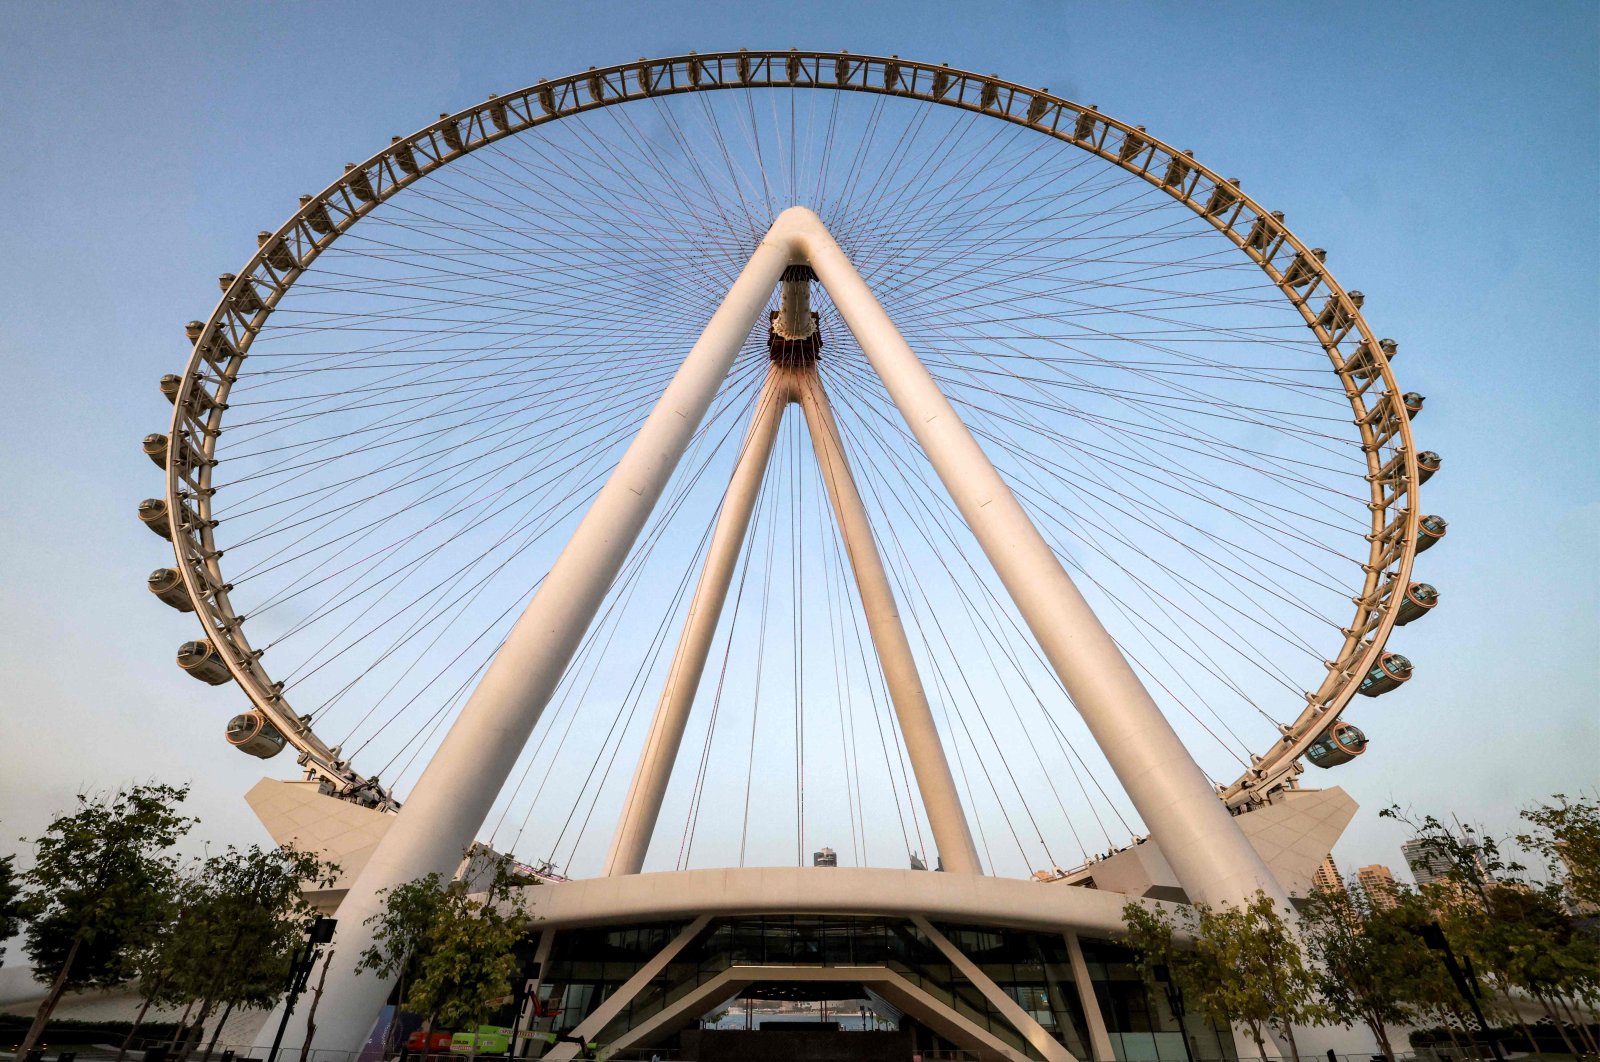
[143, 50, 1443, 882]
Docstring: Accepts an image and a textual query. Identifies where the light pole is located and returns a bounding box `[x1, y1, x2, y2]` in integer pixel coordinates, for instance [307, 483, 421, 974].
[1412, 922, 1505, 1062]
[267, 917, 336, 1062]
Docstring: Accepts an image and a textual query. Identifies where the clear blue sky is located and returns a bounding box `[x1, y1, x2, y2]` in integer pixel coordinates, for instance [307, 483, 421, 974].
[0, 0, 1595, 881]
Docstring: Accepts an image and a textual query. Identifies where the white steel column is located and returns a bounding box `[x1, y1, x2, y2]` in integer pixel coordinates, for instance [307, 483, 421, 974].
[604, 368, 792, 876]
[787, 207, 1290, 910]
[299, 224, 796, 1055]
[793, 370, 983, 875]
[1064, 932, 1116, 1061]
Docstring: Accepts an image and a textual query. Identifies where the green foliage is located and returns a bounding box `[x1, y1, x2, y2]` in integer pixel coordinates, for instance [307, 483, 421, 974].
[15, 783, 197, 1057]
[162, 845, 338, 1018]
[1382, 798, 1600, 1049]
[20, 783, 195, 986]
[1300, 879, 1454, 1059]
[1121, 899, 1243, 1036]
[1203, 892, 1323, 1057]
[0, 853, 24, 970]
[1121, 890, 1321, 1058]
[1518, 794, 1600, 912]
[357, 857, 533, 1031]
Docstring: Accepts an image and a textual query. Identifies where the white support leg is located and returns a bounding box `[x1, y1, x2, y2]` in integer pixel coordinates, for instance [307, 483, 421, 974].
[604, 368, 792, 876]
[299, 225, 796, 1055]
[787, 207, 1291, 911]
[793, 370, 982, 875]
[1065, 932, 1117, 1062]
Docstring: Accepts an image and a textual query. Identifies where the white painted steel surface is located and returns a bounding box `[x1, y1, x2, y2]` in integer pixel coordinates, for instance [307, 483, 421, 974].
[786, 207, 1293, 911]
[303, 206, 1296, 1053]
[794, 371, 982, 874]
[518, 865, 1157, 936]
[300, 222, 797, 1054]
[604, 370, 791, 876]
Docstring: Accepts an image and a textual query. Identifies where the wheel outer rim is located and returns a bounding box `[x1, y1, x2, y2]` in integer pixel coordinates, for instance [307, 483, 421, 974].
[164, 49, 1422, 817]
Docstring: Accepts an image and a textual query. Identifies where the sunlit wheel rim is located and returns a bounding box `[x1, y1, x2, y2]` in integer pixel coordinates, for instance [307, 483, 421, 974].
[161, 49, 1425, 821]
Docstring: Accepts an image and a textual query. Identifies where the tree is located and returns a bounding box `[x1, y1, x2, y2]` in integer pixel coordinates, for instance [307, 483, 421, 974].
[1121, 891, 1322, 1059]
[14, 783, 196, 1061]
[0, 853, 25, 970]
[115, 869, 190, 1062]
[159, 844, 338, 1062]
[1518, 794, 1600, 913]
[1202, 892, 1323, 1060]
[1383, 801, 1600, 1055]
[1121, 901, 1237, 1044]
[356, 857, 532, 1034]
[1300, 878, 1450, 1060]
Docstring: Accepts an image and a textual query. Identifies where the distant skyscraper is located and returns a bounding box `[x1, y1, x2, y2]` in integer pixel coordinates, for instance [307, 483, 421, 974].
[1357, 864, 1399, 910]
[1402, 837, 1487, 889]
[813, 847, 837, 867]
[1311, 855, 1345, 896]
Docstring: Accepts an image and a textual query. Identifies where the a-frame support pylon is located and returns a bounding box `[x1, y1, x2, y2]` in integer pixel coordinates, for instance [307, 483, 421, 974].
[301, 207, 1291, 1055]
[603, 355, 984, 877]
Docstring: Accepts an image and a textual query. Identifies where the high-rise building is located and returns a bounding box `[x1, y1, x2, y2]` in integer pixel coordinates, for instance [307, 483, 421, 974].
[813, 847, 837, 867]
[1311, 855, 1345, 896]
[1402, 837, 1489, 889]
[1356, 864, 1399, 910]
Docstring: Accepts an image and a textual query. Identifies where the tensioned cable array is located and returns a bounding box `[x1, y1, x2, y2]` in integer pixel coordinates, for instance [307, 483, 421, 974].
[187, 81, 1379, 879]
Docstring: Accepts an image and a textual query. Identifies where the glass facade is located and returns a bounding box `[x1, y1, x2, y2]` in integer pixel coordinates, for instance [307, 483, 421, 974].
[528, 916, 1239, 1061]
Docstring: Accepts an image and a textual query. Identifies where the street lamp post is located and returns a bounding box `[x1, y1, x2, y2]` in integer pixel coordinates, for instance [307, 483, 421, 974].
[267, 917, 337, 1062]
[1412, 922, 1505, 1062]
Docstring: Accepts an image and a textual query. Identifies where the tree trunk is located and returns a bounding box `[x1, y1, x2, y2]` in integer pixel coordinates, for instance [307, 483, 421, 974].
[1507, 1010, 1538, 1056]
[119, 991, 159, 1062]
[1364, 1016, 1394, 1062]
[297, 951, 334, 1062]
[179, 996, 217, 1062]
[1536, 992, 1580, 1057]
[1281, 1022, 1301, 1062]
[168, 999, 197, 1049]
[202, 998, 237, 1061]
[1558, 995, 1599, 1054]
[15, 935, 82, 1060]
[1250, 1025, 1269, 1061]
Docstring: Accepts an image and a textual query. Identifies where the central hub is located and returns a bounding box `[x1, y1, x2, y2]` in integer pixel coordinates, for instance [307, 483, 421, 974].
[769, 263, 822, 367]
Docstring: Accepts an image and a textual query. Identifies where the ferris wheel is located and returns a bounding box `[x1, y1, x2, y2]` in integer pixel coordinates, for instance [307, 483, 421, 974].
[142, 50, 1443, 884]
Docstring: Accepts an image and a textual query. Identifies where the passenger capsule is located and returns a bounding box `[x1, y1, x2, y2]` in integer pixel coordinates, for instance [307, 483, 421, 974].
[139, 497, 174, 540]
[1416, 514, 1448, 553]
[1282, 247, 1326, 289]
[299, 194, 335, 235]
[1357, 652, 1412, 697]
[1073, 106, 1100, 142]
[1306, 721, 1368, 768]
[1416, 451, 1441, 484]
[1401, 392, 1424, 419]
[1163, 151, 1194, 189]
[344, 163, 376, 203]
[142, 432, 197, 470]
[1395, 582, 1438, 626]
[1118, 126, 1147, 162]
[226, 711, 286, 759]
[147, 567, 194, 613]
[177, 639, 231, 685]
[1204, 178, 1240, 217]
[185, 320, 205, 344]
[257, 231, 297, 272]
